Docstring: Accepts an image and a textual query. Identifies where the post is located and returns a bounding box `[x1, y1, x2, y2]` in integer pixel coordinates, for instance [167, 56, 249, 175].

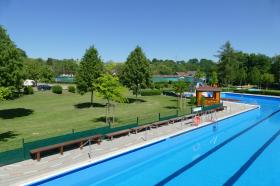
[137, 117, 139, 125]
[22, 138, 25, 159]
[158, 113, 161, 121]
[72, 129, 75, 134]
[176, 109, 179, 117]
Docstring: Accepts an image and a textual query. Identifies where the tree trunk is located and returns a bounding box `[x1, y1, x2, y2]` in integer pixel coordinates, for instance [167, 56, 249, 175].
[180, 93, 183, 110]
[177, 95, 179, 109]
[91, 89, 94, 107]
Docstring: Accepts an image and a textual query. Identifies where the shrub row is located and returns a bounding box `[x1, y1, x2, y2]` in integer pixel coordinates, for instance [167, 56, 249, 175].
[233, 89, 280, 96]
[140, 89, 162, 96]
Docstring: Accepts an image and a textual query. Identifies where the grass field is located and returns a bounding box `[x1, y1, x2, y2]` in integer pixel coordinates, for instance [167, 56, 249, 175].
[0, 90, 191, 152]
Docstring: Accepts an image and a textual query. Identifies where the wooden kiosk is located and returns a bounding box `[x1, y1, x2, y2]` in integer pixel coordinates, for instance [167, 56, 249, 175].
[196, 85, 221, 106]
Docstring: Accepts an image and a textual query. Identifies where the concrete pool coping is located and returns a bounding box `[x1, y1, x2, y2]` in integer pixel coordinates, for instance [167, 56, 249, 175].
[222, 92, 280, 99]
[20, 102, 259, 186]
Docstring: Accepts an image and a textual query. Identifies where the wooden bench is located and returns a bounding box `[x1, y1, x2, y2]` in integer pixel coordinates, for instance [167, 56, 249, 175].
[105, 129, 131, 140]
[131, 124, 151, 134]
[151, 120, 169, 128]
[30, 134, 102, 161]
[169, 117, 184, 124]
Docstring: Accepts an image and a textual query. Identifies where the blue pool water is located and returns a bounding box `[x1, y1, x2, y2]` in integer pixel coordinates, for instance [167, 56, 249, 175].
[29, 93, 280, 186]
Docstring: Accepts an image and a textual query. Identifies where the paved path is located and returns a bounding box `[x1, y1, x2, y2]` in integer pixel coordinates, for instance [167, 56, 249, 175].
[0, 102, 257, 186]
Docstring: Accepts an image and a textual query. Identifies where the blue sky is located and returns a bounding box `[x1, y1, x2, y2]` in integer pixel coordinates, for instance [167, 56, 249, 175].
[0, 0, 279, 62]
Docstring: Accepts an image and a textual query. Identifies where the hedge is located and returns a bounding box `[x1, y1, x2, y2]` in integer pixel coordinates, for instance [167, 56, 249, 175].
[141, 89, 162, 96]
[233, 89, 280, 96]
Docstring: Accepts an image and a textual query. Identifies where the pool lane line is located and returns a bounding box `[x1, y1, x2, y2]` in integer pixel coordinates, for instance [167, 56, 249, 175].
[155, 109, 280, 186]
[223, 127, 280, 185]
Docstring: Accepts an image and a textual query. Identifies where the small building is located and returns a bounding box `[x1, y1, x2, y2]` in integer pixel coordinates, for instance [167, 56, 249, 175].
[196, 85, 221, 106]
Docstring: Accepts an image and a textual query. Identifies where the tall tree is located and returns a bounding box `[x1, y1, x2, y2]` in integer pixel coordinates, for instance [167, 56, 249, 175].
[76, 46, 103, 106]
[23, 58, 55, 84]
[249, 67, 261, 88]
[194, 69, 205, 82]
[217, 41, 238, 86]
[120, 46, 151, 97]
[236, 67, 247, 86]
[209, 71, 218, 86]
[0, 26, 25, 91]
[262, 73, 274, 89]
[95, 74, 124, 125]
[173, 80, 190, 110]
[272, 55, 280, 86]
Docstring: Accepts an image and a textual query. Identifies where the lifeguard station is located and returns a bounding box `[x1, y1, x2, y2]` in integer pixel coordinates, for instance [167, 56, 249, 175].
[196, 85, 221, 106]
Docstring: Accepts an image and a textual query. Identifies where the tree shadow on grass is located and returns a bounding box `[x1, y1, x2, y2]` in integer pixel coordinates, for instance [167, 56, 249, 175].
[164, 106, 178, 109]
[0, 131, 19, 142]
[0, 108, 34, 119]
[74, 102, 106, 109]
[123, 98, 146, 104]
[91, 116, 120, 123]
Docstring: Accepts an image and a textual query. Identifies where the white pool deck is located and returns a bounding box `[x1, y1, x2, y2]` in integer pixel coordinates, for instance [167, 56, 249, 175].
[0, 101, 258, 186]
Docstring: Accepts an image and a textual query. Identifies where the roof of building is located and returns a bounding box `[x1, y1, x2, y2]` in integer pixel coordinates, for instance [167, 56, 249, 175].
[196, 85, 221, 92]
[175, 71, 196, 77]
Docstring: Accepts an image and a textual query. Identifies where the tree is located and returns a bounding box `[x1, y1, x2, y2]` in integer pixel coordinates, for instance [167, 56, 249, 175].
[173, 80, 190, 110]
[120, 46, 151, 97]
[217, 41, 239, 86]
[0, 26, 25, 92]
[0, 87, 11, 102]
[95, 74, 124, 125]
[249, 67, 261, 88]
[194, 69, 205, 82]
[236, 67, 247, 86]
[23, 58, 55, 84]
[272, 55, 280, 86]
[23, 58, 41, 84]
[262, 73, 274, 89]
[76, 46, 103, 106]
[40, 65, 55, 83]
[209, 71, 218, 86]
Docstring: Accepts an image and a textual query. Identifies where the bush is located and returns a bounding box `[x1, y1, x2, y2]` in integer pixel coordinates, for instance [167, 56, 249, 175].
[52, 85, 63, 94]
[190, 96, 197, 105]
[155, 84, 161, 89]
[23, 86, 34, 95]
[140, 89, 161, 96]
[0, 87, 12, 101]
[68, 86, 76, 93]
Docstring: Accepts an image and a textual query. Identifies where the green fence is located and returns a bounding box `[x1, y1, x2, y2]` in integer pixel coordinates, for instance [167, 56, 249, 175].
[202, 103, 223, 112]
[0, 110, 189, 166]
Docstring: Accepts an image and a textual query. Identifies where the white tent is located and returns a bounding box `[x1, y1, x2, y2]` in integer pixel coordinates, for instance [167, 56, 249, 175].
[23, 79, 36, 87]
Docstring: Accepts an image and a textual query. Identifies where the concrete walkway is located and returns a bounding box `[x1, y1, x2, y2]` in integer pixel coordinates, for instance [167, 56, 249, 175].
[0, 101, 257, 186]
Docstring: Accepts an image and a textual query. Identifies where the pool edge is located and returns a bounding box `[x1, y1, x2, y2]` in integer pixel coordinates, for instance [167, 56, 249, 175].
[22, 103, 259, 186]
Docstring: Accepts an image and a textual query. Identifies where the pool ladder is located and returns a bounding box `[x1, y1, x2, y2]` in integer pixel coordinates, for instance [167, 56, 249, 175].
[81, 139, 94, 159]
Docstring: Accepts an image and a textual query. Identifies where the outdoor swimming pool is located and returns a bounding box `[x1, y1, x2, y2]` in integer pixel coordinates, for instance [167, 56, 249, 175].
[27, 93, 280, 186]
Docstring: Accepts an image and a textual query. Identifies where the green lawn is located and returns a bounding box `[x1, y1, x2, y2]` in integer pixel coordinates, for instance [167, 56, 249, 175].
[0, 90, 191, 152]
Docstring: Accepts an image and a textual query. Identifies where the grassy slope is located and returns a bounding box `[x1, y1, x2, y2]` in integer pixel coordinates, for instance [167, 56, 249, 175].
[0, 91, 191, 151]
